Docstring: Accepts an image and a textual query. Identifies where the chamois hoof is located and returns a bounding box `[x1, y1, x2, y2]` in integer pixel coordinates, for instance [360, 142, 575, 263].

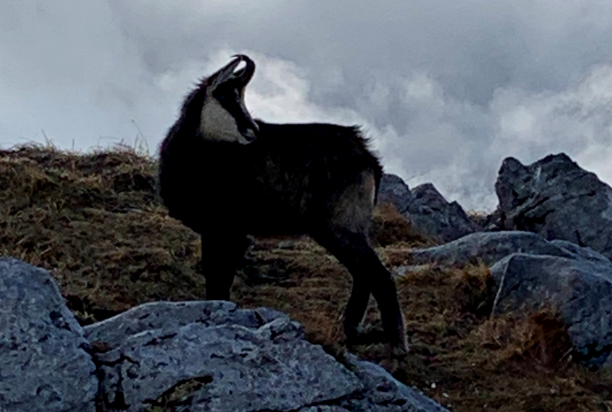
[380, 341, 409, 372]
[380, 355, 400, 372]
[343, 325, 360, 346]
[390, 341, 409, 357]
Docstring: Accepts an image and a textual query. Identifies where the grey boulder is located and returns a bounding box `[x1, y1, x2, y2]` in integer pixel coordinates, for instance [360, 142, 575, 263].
[0, 257, 98, 412]
[378, 173, 414, 213]
[399, 231, 579, 270]
[83, 300, 286, 349]
[493, 153, 612, 260]
[87, 301, 449, 412]
[491, 253, 612, 365]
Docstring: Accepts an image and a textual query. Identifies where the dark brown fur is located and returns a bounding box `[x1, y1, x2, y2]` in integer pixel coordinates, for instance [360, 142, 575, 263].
[158, 68, 407, 352]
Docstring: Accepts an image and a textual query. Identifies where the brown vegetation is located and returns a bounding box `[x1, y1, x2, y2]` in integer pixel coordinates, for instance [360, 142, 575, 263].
[0, 144, 610, 412]
[369, 202, 435, 248]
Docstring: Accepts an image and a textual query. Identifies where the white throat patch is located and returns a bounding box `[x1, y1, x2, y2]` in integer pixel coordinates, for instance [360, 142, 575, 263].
[200, 98, 243, 143]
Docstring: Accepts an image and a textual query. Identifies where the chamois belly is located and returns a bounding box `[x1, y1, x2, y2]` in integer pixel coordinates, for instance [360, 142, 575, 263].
[241, 185, 311, 236]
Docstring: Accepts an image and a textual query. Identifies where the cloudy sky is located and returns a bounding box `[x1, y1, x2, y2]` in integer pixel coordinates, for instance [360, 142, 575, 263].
[2, 1, 612, 210]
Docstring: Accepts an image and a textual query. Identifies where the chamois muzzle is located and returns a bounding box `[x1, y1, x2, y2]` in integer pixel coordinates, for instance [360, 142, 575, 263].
[230, 55, 259, 142]
[239, 114, 259, 142]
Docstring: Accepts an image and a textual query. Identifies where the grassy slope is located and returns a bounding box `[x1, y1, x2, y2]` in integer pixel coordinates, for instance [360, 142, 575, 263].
[0, 145, 610, 411]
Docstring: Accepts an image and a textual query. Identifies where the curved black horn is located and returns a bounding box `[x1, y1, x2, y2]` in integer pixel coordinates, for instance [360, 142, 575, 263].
[208, 56, 244, 87]
[232, 54, 256, 86]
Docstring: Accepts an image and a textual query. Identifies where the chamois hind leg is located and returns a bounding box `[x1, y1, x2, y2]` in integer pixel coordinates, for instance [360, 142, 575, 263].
[200, 232, 250, 301]
[312, 228, 407, 353]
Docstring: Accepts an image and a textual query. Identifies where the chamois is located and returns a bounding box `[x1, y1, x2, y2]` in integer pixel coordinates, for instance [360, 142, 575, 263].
[158, 55, 407, 355]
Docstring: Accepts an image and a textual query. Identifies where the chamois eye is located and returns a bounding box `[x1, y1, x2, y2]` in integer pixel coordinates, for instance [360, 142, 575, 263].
[216, 88, 238, 105]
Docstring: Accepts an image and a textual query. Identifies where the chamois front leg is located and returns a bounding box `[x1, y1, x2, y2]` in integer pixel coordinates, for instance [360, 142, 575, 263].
[201, 233, 250, 301]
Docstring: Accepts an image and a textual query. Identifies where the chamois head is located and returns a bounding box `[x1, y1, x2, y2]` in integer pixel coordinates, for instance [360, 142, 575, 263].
[199, 54, 259, 144]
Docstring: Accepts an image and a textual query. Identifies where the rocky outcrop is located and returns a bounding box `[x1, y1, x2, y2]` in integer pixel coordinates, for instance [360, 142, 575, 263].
[493, 153, 612, 259]
[0, 256, 449, 412]
[86, 301, 449, 412]
[378, 174, 480, 242]
[396, 231, 612, 365]
[378, 173, 413, 213]
[91, 311, 358, 411]
[0, 257, 98, 412]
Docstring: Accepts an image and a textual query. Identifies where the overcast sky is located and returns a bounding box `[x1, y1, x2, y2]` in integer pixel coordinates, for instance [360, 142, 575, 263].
[2, 1, 612, 211]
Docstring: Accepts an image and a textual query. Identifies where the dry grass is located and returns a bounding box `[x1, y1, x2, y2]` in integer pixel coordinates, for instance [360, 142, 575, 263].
[1, 144, 611, 412]
[369, 202, 435, 248]
[0, 144, 205, 323]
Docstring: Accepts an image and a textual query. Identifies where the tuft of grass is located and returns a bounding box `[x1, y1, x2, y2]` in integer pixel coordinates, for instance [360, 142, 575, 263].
[1, 145, 611, 412]
[369, 202, 436, 248]
[453, 263, 496, 317]
[0, 143, 203, 323]
[508, 310, 575, 369]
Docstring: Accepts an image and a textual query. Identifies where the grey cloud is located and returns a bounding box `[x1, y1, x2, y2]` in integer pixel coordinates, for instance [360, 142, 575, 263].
[2, 1, 612, 211]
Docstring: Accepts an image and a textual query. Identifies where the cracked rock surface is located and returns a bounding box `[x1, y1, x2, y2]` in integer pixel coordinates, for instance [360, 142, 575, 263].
[493, 153, 612, 260]
[86, 301, 449, 412]
[0, 257, 98, 412]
